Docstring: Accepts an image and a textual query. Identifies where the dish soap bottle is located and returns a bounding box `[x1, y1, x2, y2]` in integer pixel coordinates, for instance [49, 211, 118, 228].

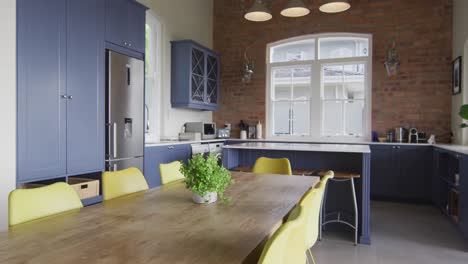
[256, 121, 262, 139]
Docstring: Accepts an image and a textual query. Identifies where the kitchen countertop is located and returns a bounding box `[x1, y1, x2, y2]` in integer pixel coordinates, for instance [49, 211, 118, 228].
[145, 138, 468, 156]
[223, 142, 371, 154]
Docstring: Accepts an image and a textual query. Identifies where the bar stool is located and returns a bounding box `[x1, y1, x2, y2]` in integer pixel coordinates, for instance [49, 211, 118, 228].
[317, 170, 360, 245]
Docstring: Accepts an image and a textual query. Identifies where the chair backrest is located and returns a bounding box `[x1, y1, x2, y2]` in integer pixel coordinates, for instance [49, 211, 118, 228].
[258, 206, 307, 264]
[102, 167, 149, 201]
[159, 161, 185, 185]
[291, 188, 323, 249]
[252, 157, 292, 175]
[9, 182, 83, 226]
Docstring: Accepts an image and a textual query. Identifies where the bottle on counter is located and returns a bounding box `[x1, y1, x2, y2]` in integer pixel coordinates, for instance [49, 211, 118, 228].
[256, 121, 262, 139]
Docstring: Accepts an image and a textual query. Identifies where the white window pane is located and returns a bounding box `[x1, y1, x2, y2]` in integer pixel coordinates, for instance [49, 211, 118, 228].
[322, 101, 343, 136]
[319, 37, 369, 59]
[344, 64, 365, 99]
[292, 67, 311, 100]
[293, 85, 310, 100]
[271, 39, 315, 63]
[273, 68, 292, 86]
[344, 100, 364, 136]
[274, 102, 290, 135]
[275, 85, 291, 100]
[292, 102, 309, 135]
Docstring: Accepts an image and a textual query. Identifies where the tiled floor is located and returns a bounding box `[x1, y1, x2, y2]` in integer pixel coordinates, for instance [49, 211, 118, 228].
[312, 202, 468, 264]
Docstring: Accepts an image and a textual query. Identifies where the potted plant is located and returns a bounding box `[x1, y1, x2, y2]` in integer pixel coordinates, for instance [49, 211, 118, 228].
[460, 104, 468, 128]
[180, 154, 233, 204]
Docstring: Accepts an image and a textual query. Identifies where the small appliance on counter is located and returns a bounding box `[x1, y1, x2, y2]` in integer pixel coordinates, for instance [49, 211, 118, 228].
[394, 127, 408, 143]
[178, 132, 202, 141]
[185, 122, 216, 140]
[217, 128, 230, 139]
[408, 128, 418, 143]
[386, 129, 395, 142]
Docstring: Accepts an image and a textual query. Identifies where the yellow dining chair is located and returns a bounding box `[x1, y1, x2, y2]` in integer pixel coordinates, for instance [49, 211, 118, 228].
[9, 182, 83, 226]
[159, 161, 185, 185]
[252, 157, 292, 175]
[258, 206, 308, 264]
[102, 167, 149, 201]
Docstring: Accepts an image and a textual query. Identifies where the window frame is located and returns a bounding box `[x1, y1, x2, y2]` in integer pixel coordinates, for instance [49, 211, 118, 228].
[266, 33, 373, 142]
[145, 10, 162, 143]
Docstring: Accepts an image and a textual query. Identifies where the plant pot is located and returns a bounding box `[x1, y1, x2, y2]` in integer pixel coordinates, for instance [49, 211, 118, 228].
[192, 191, 218, 204]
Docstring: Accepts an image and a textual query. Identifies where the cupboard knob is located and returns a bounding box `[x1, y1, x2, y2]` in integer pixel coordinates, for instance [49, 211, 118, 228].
[124, 41, 128, 46]
[68, 95, 73, 99]
[128, 43, 132, 47]
[61, 95, 67, 99]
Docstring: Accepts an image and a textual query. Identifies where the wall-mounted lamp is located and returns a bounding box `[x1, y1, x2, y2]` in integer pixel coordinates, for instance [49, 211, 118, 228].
[384, 42, 400, 77]
[242, 51, 255, 83]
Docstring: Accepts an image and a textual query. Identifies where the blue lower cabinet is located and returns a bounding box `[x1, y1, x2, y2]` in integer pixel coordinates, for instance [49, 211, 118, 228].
[459, 155, 468, 239]
[144, 144, 191, 188]
[370, 145, 432, 202]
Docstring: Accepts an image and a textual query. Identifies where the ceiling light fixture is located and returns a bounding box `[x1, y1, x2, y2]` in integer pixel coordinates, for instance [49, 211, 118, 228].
[319, 0, 351, 13]
[280, 0, 310, 18]
[244, 0, 273, 22]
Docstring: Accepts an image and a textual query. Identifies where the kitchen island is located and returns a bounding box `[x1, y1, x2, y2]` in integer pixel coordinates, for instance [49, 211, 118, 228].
[223, 142, 372, 245]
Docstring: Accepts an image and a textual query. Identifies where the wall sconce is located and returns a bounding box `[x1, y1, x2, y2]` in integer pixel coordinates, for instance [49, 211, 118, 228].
[242, 51, 255, 83]
[384, 42, 400, 77]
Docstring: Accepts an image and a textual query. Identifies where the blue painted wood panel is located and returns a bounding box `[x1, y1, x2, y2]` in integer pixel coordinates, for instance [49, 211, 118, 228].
[171, 40, 220, 111]
[144, 144, 191, 188]
[17, 0, 67, 181]
[105, 0, 146, 54]
[459, 155, 468, 239]
[66, 0, 105, 175]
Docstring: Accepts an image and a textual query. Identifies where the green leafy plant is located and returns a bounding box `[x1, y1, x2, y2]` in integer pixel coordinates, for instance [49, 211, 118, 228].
[180, 154, 233, 203]
[460, 104, 468, 128]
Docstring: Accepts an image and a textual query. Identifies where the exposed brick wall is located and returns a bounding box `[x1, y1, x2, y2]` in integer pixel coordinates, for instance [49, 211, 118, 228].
[213, 0, 453, 142]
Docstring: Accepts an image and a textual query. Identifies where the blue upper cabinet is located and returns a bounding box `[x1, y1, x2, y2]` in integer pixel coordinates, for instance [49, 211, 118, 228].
[66, 0, 105, 175]
[17, 0, 106, 182]
[105, 0, 147, 54]
[17, 0, 68, 181]
[171, 40, 220, 111]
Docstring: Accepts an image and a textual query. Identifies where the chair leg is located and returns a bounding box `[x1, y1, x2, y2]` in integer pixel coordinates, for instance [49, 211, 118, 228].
[350, 178, 358, 246]
[308, 248, 316, 264]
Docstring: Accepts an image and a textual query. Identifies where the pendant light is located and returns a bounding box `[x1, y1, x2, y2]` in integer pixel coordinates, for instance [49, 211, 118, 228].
[244, 0, 273, 22]
[319, 0, 351, 13]
[280, 0, 310, 18]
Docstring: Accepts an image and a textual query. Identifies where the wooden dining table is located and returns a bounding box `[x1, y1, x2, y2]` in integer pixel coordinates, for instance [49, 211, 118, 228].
[0, 172, 319, 264]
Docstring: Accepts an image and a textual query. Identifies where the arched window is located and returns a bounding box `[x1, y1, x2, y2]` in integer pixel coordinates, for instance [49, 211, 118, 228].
[266, 33, 372, 141]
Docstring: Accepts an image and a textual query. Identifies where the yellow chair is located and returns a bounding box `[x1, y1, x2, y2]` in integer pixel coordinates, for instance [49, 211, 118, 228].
[9, 182, 83, 226]
[258, 206, 308, 264]
[102, 167, 149, 201]
[159, 161, 185, 185]
[252, 157, 292, 175]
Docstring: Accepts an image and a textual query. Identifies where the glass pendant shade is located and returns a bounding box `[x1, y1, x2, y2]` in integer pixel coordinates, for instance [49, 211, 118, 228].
[244, 0, 273, 22]
[280, 0, 310, 17]
[319, 0, 351, 13]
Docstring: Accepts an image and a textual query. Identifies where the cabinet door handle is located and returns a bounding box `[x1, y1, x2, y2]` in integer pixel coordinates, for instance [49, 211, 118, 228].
[61, 95, 67, 99]
[124, 41, 128, 46]
[68, 95, 73, 100]
[168, 146, 174, 150]
[128, 43, 132, 47]
[113, 123, 118, 158]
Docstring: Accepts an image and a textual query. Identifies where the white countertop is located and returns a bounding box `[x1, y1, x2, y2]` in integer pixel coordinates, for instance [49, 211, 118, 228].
[223, 142, 371, 154]
[434, 144, 468, 155]
[145, 139, 226, 147]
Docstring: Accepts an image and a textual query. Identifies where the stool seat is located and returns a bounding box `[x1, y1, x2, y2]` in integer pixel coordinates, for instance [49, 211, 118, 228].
[316, 170, 360, 179]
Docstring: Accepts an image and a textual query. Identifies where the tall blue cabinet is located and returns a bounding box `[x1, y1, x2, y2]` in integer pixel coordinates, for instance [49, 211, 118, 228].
[17, 0, 105, 183]
[171, 40, 220, 111]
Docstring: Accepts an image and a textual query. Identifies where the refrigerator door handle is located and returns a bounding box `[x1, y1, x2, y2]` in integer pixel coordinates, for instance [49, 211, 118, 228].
[113, 122, 118, 158]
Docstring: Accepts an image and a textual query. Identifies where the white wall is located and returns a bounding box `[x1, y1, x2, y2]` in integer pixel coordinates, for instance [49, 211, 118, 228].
[0, 0, 17, 230]
[452, 0, 468, 145]
[138, 0, 214, 140]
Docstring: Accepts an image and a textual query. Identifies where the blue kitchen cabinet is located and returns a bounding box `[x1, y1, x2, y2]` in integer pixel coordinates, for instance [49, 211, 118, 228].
[144, 144, 192, 188]
[370, 145, 431, 202]
[17, 0, 105, 182]
[459, 154, 468, 239]
[171, 40, 220, 111]
[17, 0, 68, 181]
[66, 0, 105, 175]
[105, 0, 146, 54]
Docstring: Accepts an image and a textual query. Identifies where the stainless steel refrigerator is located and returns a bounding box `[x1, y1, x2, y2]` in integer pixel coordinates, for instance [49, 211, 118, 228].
[106, 51, 144, 172]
